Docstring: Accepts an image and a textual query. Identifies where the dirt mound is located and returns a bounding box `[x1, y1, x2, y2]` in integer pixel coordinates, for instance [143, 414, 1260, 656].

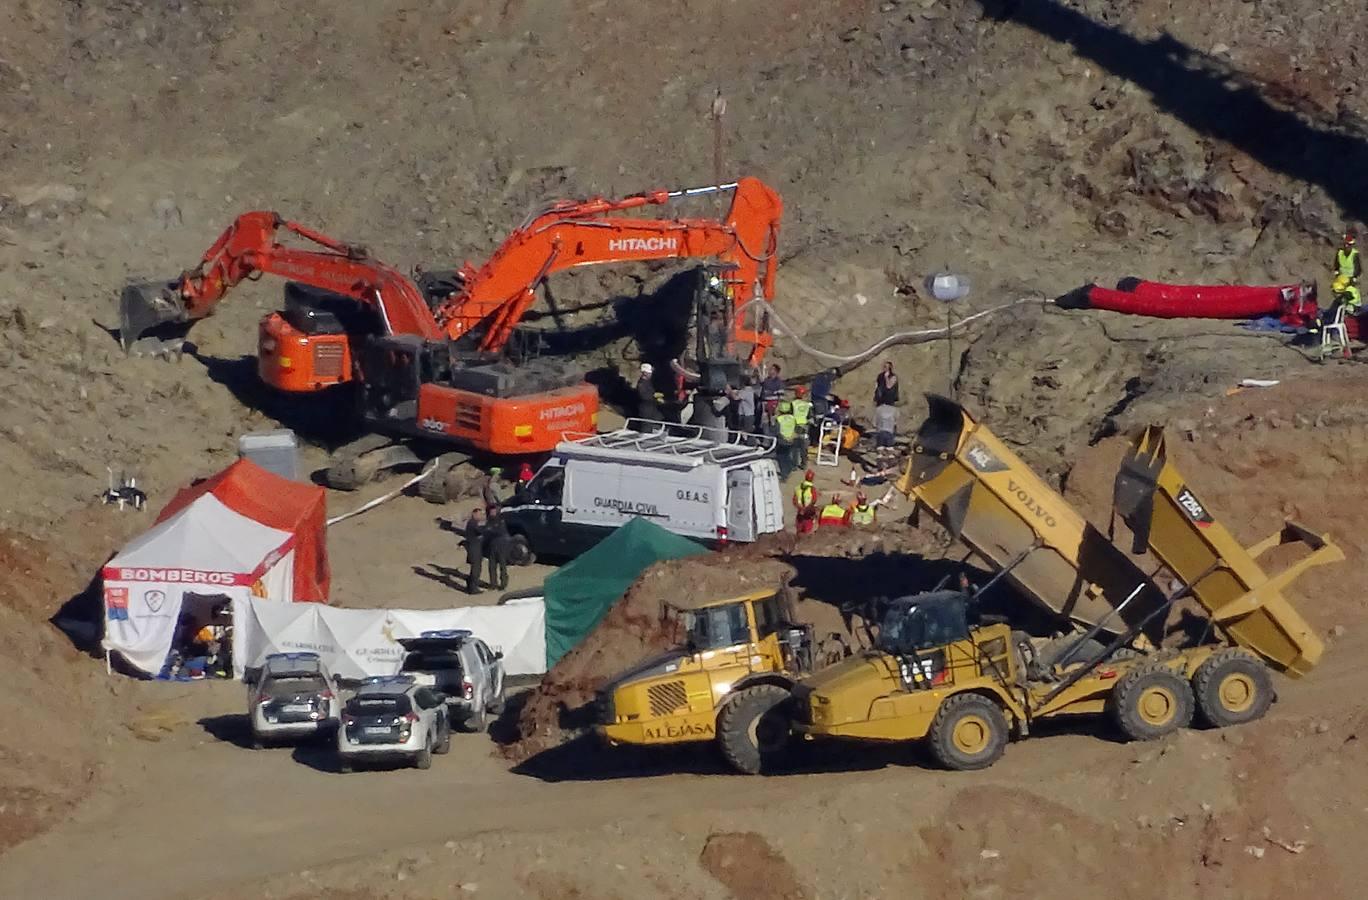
[700, 831, 810, 900]
[503, 548, 798, 761]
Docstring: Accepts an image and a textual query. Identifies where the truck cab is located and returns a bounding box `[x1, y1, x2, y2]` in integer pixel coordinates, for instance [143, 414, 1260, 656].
[597, 589, 813, 749]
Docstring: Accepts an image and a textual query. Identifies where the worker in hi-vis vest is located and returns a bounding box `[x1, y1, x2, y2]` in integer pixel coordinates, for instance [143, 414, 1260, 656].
[818, 494, 849, 528]
[791, 386, 813, 467]
[774, 400, 799, 478]
[792, 471, 818, 534]
[1335, 232, 1360, 285]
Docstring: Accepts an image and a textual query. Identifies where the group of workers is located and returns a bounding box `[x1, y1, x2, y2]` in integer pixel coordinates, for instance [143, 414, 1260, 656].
[459, 466, 533, 595]
[791, 468, 896, 534]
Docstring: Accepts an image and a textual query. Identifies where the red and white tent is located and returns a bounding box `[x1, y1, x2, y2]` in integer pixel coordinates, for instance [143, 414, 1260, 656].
[102, 460, 329, 675]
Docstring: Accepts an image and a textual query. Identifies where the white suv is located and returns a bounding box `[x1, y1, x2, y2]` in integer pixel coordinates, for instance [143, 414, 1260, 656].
[336, 676, 451, 772]
[248, 652, 340, 748]
[397, 630, 506, 732]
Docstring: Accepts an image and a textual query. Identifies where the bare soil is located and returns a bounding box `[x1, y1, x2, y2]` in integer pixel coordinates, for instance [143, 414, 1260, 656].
[3, 0, 1368, 897]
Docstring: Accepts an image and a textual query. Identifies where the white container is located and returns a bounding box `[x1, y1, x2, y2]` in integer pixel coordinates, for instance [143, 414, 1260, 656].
[238, 429, 301, 481]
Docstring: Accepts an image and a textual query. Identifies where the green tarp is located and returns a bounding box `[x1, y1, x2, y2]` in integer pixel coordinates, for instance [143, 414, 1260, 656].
[543, 517, 707, 667]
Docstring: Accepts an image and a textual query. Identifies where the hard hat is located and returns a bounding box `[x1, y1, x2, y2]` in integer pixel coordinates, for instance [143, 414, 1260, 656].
[1347, 232, 1358, 245]
[856, 492, 867, 503]
[839, 398, 851, 408]
[1334, 274, 1352, 293]
[805, 470, 815, 481]
[489, 466, 503, 476]
[707, 274, 722, 288]
[640, 363, 654, 375]
[778, 400, 792, 413]
[794, 385, 807, 396]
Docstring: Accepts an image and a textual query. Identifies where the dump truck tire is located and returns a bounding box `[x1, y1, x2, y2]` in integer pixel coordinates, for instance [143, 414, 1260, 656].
[1192, 649, 1273, 728]
[1110, 665, 1194, 741]
[928, 693, 1009, 771]
[717, 684, 792, 775]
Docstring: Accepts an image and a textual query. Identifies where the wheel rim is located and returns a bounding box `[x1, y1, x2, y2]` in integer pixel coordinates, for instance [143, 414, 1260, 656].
[952, 714, 991, 755]
[1137, 686, 1176, 725]
[1218, 672, 1256, 713]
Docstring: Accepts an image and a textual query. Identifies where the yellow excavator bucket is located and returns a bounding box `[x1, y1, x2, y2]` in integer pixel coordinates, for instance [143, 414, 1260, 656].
[1114, 426, 1339, 676]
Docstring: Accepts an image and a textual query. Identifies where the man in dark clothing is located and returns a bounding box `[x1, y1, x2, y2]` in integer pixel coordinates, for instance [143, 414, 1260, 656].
[873, 361, 899, 406]
[462, 507, 486, 595]
[635, 363, 662, 421]
[484, 509, 512, 591]
[811, 368, 836, 421]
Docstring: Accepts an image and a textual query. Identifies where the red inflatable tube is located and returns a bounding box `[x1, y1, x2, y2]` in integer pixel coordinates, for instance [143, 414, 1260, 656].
[1056, 279, 1316, 320]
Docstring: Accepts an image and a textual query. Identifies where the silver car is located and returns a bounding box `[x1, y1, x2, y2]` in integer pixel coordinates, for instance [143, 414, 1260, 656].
[397, 630, 506, 733]
[248, 652, 340, 748]
[337, 676, 451, 772]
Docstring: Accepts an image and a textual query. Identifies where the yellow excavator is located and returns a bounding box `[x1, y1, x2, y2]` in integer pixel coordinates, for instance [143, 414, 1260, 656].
[729, 396, 1341, 773]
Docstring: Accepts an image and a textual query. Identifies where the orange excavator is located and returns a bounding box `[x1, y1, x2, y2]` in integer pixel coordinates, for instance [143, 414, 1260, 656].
[119, 178, 783, 498]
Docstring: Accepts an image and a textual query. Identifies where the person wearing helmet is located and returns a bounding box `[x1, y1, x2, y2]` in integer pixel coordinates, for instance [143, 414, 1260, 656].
[792, 469, 819, 534]
[791, 385, 813, 466]
[635, 363, 662, 423]
[774, 399, 799, 478]
[818, 492, 850, 528]
[1335, 232, 1361, 286]
[846, 491, 876, 527]
[482, 466, 506, 512]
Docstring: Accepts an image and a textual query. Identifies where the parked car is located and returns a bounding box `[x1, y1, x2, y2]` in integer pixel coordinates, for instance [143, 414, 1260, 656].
[499, 419, 783, 563]
[397, 630, 506, 733]
[336, 676, 451, 772]
[247, 652, 340, 748]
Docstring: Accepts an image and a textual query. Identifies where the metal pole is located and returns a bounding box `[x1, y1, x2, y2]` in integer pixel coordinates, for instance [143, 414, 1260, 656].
[946, 303, 955, 399]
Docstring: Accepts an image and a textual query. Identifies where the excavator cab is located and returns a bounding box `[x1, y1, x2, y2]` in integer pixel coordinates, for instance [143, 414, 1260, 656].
[358, 335, 440, 425]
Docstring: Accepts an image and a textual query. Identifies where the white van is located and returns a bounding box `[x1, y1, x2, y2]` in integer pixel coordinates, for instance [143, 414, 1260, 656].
[499, 419, 784, 561]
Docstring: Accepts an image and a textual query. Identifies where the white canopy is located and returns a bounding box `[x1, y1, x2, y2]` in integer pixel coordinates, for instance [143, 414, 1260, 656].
[110, 494, 293, 578]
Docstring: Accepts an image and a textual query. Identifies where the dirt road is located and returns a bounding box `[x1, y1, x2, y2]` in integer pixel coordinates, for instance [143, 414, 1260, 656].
[3, 629, 1364, 900]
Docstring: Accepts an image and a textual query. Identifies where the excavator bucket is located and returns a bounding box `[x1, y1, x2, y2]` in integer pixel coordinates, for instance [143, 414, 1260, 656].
[118, 281, 190, 353]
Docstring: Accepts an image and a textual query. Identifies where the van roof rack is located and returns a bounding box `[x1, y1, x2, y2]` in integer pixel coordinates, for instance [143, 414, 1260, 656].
[558, 418, 777, 468]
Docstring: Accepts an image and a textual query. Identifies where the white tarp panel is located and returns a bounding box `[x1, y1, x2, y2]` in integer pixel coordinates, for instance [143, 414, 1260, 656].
[104, 583, 251, 675]
[232, 596, 548, 679]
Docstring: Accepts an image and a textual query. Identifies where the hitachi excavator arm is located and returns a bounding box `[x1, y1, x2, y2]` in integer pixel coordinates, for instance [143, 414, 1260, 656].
[434, 178, 782, 362]
[121, 178, 783, 368]
[118, 211, 439, 350]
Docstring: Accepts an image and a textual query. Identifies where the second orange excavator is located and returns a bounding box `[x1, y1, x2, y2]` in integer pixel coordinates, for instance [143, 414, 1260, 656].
[120, 178, 782, 498]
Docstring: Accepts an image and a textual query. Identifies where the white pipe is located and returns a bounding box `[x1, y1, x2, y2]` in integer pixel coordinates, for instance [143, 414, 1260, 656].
[326, 464, 436, 527]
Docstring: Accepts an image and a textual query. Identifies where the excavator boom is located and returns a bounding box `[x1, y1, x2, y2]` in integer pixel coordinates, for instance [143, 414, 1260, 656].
[436, 178, 782, 361]
[118, 211, 438, 351]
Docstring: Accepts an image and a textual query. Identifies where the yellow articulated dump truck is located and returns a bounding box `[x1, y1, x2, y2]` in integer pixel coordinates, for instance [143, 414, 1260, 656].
[769, 396, 1342, 773]
[595, 589, 818, 774]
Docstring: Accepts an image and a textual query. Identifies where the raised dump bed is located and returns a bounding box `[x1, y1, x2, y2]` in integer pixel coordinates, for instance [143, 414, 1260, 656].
[1114, 425, 1337, 676]
[898, 396, 1339, 675]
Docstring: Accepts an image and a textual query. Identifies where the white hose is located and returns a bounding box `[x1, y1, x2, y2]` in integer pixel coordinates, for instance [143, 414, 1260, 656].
[739, 296, 1050, 366]
[326, 464, 436, 527]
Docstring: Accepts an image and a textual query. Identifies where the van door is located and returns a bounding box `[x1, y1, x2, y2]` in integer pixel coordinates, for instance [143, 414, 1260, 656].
[726, 468, 756, 541]
[750, 460, 784, 534]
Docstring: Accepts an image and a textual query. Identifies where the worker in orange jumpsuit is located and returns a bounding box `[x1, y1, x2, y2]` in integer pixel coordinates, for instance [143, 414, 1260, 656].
[792, 470, 818, 534]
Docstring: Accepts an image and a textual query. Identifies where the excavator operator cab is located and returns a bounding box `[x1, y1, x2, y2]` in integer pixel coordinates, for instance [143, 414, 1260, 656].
[359, 335, 450, 424]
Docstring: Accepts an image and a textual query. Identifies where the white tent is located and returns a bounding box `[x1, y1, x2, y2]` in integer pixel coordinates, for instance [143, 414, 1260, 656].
[103, 494, 298, 674]
[232, 595, 548, 678]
